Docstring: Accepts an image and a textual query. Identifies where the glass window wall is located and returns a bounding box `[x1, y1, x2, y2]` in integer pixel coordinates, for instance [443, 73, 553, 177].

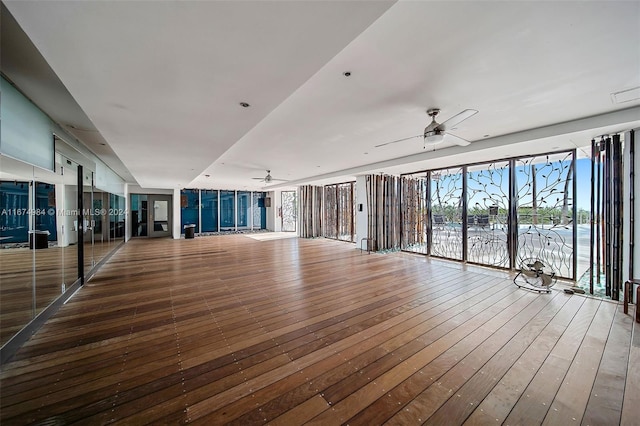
[253, 192, 267, 230]
[220, 190, 236, 231]
[201, 190, 219, 232]
[180, 189, 199, 233]
[237, 191, 251, 229]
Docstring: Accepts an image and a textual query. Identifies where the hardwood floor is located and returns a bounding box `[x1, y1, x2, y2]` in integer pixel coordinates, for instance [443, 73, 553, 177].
[1, 235, 638, 425]
[0, 240, 121, 346]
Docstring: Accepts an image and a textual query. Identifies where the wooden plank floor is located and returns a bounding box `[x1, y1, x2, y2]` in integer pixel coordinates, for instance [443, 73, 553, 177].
[1, 235, 637, 425]
[0, 240, 120, 346]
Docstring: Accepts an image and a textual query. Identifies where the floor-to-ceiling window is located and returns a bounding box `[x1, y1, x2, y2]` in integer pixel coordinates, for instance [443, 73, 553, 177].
[252, 192, 267, 230]
[201, 190, 219, 232]
[323, 182, 355, 242]
[324, 185, 337, 239]
[337, 183, 354, 242]
[237, 191, 251, 230]
[466, 161, 510, 268]
[515, 151, 575, 279]
[179, 189, 268, 234]
[220, 190, 236, 231]
[401, 150, 577, 280]
[401, 172, 429, 254]
[430, 167, 464, 261]
[180, 189, 199, 233]
[281, 191, 297, 232]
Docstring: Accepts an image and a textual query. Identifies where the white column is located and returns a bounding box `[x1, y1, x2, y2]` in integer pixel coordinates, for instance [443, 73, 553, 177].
[355, 175, 368, 247]
[173, 188, 181, 239]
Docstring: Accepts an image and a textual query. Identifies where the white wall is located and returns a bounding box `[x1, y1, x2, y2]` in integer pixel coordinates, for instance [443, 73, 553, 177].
[266, 190, 282, 232]
[355, 175, 368, 248]
[172, 188, 181, 239]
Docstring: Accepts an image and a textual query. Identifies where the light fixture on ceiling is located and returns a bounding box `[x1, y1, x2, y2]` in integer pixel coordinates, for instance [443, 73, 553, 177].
[423, 109, 447, 145]
[424, 131, 444, 145]
[239, 102, 250, 108]
[376, 108, 477, 149]
[343, 71, 351, 77]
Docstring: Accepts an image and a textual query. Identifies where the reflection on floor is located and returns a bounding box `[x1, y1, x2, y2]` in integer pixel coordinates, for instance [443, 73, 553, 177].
[244, 232, 298, 241]
[0, 241, 121, 346]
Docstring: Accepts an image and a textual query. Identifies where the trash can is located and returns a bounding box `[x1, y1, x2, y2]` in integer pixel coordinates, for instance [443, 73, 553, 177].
[29, 230, 50, 249]
[184, 224, 196, 239]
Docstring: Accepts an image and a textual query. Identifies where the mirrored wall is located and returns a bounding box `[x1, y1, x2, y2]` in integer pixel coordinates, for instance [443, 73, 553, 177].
[1, 153, 124, 348]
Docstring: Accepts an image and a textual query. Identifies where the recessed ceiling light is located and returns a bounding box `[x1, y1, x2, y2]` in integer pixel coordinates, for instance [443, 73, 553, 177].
[343, 71, 351, 77]
[204, 174, 210, 178]
[483, 134, 490, 138]
[239, 102, 250, 108]
[364, 152, 368, 155]
[100, 143, 106, 146]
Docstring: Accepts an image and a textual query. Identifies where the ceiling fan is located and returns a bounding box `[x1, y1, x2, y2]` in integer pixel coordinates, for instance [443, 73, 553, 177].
[252, 170, 287, 184]
[375, 108, 478, 149]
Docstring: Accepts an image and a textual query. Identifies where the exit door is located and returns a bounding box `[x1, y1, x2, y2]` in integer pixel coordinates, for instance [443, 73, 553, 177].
[131, 194, 172, 238]
[149, 195, 172, 238]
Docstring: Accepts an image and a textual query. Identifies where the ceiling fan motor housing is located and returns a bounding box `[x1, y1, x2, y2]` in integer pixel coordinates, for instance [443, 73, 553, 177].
[424, 127, 444, 144]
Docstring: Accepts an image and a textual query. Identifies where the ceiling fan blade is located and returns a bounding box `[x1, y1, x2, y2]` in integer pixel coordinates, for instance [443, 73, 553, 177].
[439, 109, 478, 131]
[269, 178, 288, 182]
[374, 134, 421, 148]
[251, 177, 265, 180]
[446, 133, 471, 146]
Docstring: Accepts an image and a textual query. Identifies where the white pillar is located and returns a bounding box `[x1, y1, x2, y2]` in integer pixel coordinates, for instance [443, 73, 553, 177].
[355, 175, 368, 247]
[173, 188, 181, 239]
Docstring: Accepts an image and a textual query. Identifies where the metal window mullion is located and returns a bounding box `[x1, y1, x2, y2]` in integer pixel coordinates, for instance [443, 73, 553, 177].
[612, 135, 622, 300]
[508, 159, 517, 271]
[426, 171, 432, 256]
[630, 131, 636, 287]
[596, 142, 602, 283]
[77, 165, 84, 285]
[572, 149, 578, 282]
[198, 190, 202, 234]
[589, 140, 596, 294]
[462, 166, 468, 262]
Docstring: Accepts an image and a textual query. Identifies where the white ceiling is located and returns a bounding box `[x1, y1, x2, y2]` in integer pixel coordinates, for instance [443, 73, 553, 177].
[3, 1, 640, 191]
